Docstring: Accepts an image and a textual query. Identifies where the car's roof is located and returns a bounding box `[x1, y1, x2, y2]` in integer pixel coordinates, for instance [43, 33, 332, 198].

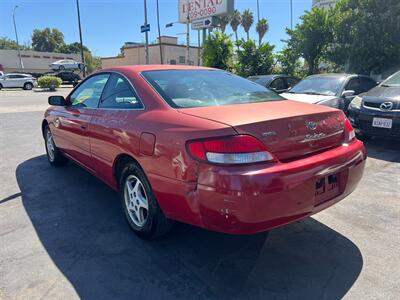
[307, 73, 364, 79]
[101, 64, 216, 74]
[6, 73, 31, 76]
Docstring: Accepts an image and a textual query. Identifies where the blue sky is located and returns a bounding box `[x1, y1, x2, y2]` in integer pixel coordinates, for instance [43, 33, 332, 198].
[0, 0, 312, 57]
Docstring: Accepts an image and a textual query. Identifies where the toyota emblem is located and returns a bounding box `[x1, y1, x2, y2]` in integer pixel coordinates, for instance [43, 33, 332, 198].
[306, 121, 318, 130]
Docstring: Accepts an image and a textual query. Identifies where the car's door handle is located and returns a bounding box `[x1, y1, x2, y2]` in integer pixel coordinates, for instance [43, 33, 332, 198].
[81, 125, 87, 130]
[72, 113, 80, 117]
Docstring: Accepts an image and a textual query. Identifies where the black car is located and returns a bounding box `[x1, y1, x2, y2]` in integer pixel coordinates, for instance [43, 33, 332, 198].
[248, 75, 300, 93]
[55, 71, 81, 86]
[348, 71, 400, 139]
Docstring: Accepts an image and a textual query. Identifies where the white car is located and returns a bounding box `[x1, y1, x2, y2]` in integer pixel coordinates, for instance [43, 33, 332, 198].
[281, 74, 377, 112]
[49, 60, 83, 71]
[0, 73, 38, 90]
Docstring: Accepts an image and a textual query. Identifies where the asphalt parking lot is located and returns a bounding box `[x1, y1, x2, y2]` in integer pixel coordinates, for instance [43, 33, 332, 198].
[0, 89, 399, 300]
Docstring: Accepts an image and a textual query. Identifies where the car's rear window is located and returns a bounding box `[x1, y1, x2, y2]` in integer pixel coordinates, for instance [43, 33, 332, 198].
[142, 69, 284, 108]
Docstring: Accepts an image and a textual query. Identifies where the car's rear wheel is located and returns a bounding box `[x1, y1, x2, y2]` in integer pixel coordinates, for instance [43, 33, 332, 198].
[119, 162, 173, 239]
[0, 84, 3, 90]
[23, 82, 33, 90]
[59, 65, 65, 70]
[44, 126, 68, 166]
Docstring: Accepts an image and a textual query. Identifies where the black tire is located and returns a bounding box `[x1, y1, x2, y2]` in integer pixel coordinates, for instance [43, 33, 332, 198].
[59, 65, 65, 70]
[0, 84, 3, 90]
[44, 125, 68, 166]
[119, 162, 173, 239]
[23, 82, 33, 90]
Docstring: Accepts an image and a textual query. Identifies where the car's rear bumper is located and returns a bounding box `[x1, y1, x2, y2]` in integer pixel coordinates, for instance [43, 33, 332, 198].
[150, 140, 366, 234]
[348, 107, 400, 138]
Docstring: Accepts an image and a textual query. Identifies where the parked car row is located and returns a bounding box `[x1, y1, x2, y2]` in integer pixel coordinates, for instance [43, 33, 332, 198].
[250, 71, 399, 140]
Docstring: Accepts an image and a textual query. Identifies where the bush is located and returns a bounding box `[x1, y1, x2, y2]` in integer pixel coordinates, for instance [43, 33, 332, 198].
[202, 31, 234, 70]
[38, 76, 62, 90]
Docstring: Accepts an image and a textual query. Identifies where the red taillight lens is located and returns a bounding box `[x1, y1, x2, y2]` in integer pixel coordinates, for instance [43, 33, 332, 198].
[344, 118, 356, 143]
[187, 135, 276, 165]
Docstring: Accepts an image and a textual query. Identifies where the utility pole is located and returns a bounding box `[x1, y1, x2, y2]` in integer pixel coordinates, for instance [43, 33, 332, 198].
[257, 0, 260, 22]
[290, 0, 293, 30]
[13, 5, 24, 71]
[156, 0, 163, 64]
[144, 0, 149, 64]
[76, 0, 85, 77]
[185, 0, 190, 65]
[197, 30, 200, 66]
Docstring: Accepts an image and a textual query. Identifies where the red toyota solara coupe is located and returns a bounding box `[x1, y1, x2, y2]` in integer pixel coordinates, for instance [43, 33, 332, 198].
[42, 65, 366, 238]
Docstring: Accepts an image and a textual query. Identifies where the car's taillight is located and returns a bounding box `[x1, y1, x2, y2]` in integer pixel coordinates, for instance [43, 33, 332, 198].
[187, 135, 276, 165]
[344, 118, 356, 143]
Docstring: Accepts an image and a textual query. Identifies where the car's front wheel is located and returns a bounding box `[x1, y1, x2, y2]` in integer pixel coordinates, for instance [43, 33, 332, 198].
[59, 65, 65, 70]
[44, 125, 68, 166]
[23, 82, 33, 90]
[119, 162, 172, 239]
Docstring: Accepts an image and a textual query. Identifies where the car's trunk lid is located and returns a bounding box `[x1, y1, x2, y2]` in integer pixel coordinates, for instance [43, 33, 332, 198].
[178, 100, 345, 161]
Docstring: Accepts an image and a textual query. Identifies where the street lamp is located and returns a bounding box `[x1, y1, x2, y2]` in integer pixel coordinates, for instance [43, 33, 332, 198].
[165, 21, 190, 65]
[13, 5, 24, 71]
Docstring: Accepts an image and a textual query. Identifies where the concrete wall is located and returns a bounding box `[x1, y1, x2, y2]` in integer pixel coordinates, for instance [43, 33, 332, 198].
[0, 49, 81, 74]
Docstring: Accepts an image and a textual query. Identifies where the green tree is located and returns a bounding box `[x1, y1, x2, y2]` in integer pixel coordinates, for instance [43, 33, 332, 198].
[202, 31, 234, 70]
[235, 39, 275, 77]
[57, 42, 89, 54]
[84, 51, 101, 73]
[0, 37, 19, 50]
[217, 15, 230, 33]
[230, 9, 241, 50]
[275, 46, 304, 77]
[31, 28, 65, 52]
[285, 7, 331, 75]
[241, 9, 254, 41]
[327, 0, 400, 74]
[256, 18, 269, 46]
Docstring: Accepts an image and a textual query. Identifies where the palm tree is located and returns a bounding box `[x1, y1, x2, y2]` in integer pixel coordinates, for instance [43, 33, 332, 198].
[230, 9, 241, 50]
[241, 9, 254, 41]
[256, 18, 269, 46]
[217, 15, 230, 33]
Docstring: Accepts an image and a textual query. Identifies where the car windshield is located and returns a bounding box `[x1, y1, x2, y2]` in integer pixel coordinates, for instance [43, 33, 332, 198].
[382, 71, 400, 87]
[289, 76, 345, 96]
[142, 70, 284, 108]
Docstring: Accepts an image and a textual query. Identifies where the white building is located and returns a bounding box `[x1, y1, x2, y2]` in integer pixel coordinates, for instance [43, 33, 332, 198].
[0, 49, 81, 74]
[312, 0, 338, 9]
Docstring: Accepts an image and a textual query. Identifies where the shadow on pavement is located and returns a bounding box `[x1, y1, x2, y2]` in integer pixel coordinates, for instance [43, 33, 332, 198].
[16, 155, 363, 300]
[364, 138, 400, 162]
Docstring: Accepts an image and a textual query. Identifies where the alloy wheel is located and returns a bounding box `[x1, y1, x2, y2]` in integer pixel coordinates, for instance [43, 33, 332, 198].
[124, 175, 149, 227]
[46, 130, 55, 162]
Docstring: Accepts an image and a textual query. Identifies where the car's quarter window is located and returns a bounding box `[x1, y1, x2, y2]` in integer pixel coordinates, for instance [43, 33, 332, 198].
[100, 73, 143, 109]
[69, 73, 110, 108]
[142, 69, 284, 108]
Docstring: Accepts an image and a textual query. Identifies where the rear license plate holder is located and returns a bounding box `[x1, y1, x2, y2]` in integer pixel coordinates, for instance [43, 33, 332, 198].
[315, 174, 340, 206]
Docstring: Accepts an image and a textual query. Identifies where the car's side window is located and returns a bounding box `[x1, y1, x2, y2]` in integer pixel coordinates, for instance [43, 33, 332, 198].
[270, 78, 286, 91]
[345, 78, 362, 94]
[70, 73, 110, 108]
[99, 74, 143, 109]
[287, 77, 299, 88]
[359, 77, 377, 93]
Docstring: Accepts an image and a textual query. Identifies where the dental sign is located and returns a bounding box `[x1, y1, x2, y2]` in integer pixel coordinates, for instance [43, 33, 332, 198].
[179, 0, 234, 23]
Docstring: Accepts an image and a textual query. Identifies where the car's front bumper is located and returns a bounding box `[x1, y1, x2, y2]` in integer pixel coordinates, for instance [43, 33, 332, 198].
[151, 140, 366, 234]
[348, 106, 400, 138]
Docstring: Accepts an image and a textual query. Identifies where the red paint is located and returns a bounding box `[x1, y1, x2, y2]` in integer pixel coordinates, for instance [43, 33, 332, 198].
[44, 65, 366, 234]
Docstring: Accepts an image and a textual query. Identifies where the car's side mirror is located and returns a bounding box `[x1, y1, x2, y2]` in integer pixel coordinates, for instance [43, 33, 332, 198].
[342, 90, 355, 98]
[48, 95, 68, 106]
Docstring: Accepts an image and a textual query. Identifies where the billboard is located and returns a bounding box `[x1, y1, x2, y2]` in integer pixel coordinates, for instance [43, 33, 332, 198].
[178, 0, 234, 23]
